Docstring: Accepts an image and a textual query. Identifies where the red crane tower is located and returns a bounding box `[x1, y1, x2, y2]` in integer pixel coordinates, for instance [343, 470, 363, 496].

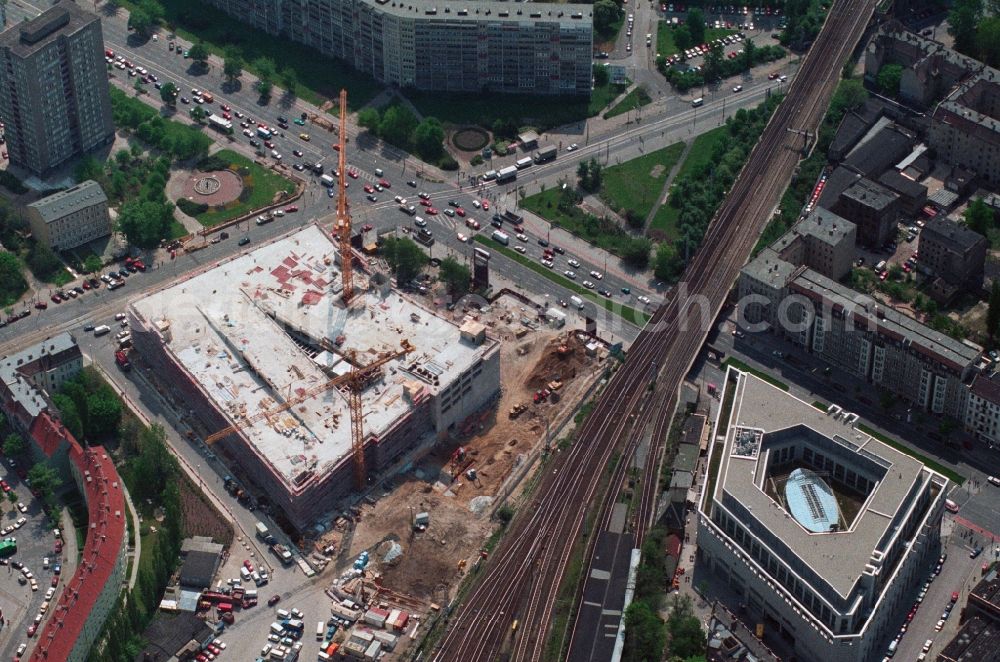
[335, 88, 354, 304]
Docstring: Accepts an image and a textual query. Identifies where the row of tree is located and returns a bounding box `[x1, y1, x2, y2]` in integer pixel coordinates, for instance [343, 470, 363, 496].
[357, 104, 452, 166]
[949, 0, 1000, 68]
[381, 237, 472, 295]
[53, 368, 124, 443]
[659, 39, 786, 92]
[660, 94, 782, 278]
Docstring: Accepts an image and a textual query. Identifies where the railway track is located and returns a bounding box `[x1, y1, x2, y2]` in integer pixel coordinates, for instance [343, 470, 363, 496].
[431, 0, 876, 659]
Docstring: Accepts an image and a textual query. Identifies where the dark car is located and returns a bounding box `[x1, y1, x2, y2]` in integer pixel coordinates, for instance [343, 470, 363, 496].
[268, 595, 281, 606]
[552, 245, 565, 254]
[220, 231, 230, 240]
[238, 237, 251, 246]
[277, 116, 288, 124]
[538, 238, 549, 247]
[249, 139, 260, 147]
[407, 180, 417, 187]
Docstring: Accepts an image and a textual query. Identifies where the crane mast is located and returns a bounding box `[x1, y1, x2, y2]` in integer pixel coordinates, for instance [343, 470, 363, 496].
[336, 88, 353, 304]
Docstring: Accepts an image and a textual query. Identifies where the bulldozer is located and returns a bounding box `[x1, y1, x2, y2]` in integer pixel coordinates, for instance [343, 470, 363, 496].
[508, 403, 528, 419]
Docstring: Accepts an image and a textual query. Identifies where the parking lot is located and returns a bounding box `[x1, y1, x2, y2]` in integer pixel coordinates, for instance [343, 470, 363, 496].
[0, 467, 68, 662]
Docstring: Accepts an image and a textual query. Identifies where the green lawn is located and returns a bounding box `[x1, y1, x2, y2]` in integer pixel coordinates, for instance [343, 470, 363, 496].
[650, 126, 729, 239]
[125, 0, 381, 109]
[192, 150, 296, 227]
[604, 85, 653, 119]
[601, 142, 685, 220]
[472, 235, 649, 325]
[520, 188, 636, 257]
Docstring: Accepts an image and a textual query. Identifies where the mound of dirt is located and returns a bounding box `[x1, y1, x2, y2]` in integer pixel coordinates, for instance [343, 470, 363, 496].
[525, 333, 588, 391]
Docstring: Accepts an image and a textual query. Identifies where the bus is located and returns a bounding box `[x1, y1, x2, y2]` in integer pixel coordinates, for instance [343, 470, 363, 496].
[0, 539, 15, 558]
[496, 166, 518, 184]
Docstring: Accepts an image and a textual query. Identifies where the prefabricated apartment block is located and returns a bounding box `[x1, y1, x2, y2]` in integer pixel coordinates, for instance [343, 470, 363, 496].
[129, 225, 500, 529]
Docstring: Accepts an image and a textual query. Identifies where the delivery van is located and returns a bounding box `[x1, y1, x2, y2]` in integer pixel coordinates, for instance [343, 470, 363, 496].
[570, 296, 584, 310]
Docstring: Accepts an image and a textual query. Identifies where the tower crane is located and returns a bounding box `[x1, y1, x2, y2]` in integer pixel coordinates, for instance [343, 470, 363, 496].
[204, 339, 414, 489]
[334, 88, 354, 305]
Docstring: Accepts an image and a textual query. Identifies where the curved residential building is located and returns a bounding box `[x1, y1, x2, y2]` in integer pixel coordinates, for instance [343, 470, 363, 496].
[205, 0, 594, 95]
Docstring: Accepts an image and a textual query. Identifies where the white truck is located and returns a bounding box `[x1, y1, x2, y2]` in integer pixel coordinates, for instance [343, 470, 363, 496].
[320, 174, 336, 187]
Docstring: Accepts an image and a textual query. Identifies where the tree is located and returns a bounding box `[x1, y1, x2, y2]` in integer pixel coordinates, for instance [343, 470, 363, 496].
[87, 393, 122, 439]
[83, 254, 103, 274]
[624, 601, 666, 661]
[117, 199, 174, 249]
[413, 117, 445, 161]
[592, 62, 610, 88]
[876, 63, 903, 97]
[27, 464, 62, 504]
[622, 237, 652, 269]
[988, 281, 1000, 341]
[977, 17, 1000, 67]
[357, 107, 381, 133]
[654, 242, 683, 282]
[577, 159, 603, 193]
[190, 106, 207, 123]
[673, 24, 693, 52]
[159, 81, 178, 107]
[378, 105, 418, 149]
[593, 0, 621, 34]
[0, 251, 26, 305]
[223, 51, 243, 83]
[949, 0, 982, 54]
[279, 67, 298, 95]
[382, 237, 427, 284]
[830, 79, 868, 116]
[741, 37, 757, 71]
[26, 243, 62, 281]
[6, 492, 16, 510]
[2, 434, 24, 458]
[253, 56, 277, 85]
[188, 42, 209, 68]
[686, 8, 706, 45]
[127, 7, 155, 37]
[666, 595, 705, 658]
[965, 197, 995, 236]
[256, 79, 273, 99]
[439, 257, 471, 296]
[703, 42, 725, 82]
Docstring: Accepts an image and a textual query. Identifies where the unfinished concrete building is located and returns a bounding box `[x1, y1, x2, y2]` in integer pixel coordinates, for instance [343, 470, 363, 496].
[129, 225, 501, 530]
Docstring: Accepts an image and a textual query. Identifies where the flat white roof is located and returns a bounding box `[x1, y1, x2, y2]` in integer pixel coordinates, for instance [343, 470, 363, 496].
[132, 224, 494, 487]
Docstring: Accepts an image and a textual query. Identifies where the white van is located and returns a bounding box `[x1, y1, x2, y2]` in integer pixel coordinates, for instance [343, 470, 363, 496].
[570, 295, 584, 310]
[374, 168, 384, 177]
[269, 622, 284, 636]
[93, 325, 111, 337]
[316, 621, 325, 640]
[240, 566, 252, 581]
[691, 97, 704, 107]
[875, 260, 887, 273]
[276, 608, 290, 620]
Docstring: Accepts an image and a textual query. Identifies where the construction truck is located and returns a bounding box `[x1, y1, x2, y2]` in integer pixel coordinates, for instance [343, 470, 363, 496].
[271, 543, 294, 565]
[224, 476, 249, 504]
[508, 403, 528, 419]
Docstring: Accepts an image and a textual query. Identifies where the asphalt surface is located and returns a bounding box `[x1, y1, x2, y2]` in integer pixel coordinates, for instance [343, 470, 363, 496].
[0, 475, 63, 662]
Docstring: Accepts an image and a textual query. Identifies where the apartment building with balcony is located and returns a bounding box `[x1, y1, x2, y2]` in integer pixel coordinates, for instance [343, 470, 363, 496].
[0, 2, 114, 177]
[207, 0, 594, 95]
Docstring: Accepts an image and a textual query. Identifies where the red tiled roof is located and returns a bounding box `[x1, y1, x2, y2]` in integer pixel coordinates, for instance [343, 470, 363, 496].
[30, 418, 126, 661]
[28, 412, 69, 458]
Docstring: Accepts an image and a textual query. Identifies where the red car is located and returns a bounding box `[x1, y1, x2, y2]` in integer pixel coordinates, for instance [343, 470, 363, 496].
[51, 575, 58, 587]
[347, 169, 359, 178]
[426, 207, 439, 215]
[27, 624, 36, 637]
[379, 179, 391, 188]
[82, 281, 91, 290]
[363, 184, 374, 194]
[332, 144, 341, 151]
[1, 481, 10, 492]
[285, 206, 298, 213]
[243, 559, 254, 572]
[361, 224, 373, 232]
[264, 140, 275, 149]
[419, 199, 431, 207]
[222, 112, 231, 120]
[268, 594, 281, 606]
[455, 208, 466, 217]
[482, 200, 490, 210]
[768, 72, 778, 80]
[34, 302, 47, 310]
[50, 295, 60, 304]
[220, 104, 231, 112]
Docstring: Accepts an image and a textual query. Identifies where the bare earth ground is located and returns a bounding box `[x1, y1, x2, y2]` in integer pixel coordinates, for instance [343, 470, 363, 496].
[333, 296, 604, 604]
